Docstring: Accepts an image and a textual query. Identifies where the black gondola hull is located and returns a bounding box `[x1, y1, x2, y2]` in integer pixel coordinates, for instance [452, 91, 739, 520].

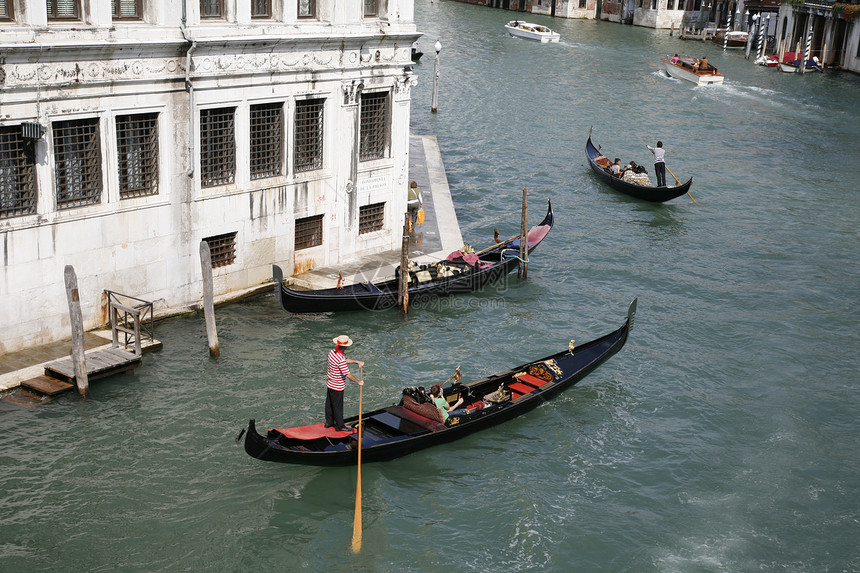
[586, 135, 693, 202]
[275, 201, 554, 313]
[243, 299, 636, 466]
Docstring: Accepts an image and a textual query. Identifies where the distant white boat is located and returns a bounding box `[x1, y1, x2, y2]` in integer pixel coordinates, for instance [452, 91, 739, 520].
[505, 21, 560, 43]
[712, 30, 749, 48]
[662, 56, 725, 86]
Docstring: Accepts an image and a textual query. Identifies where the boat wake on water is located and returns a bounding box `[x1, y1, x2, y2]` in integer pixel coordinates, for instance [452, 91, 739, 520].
[692, 82, 825, 115]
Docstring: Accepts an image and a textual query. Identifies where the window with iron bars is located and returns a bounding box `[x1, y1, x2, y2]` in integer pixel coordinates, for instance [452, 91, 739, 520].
[359, 202, 385, 234]
[53, 118, 103, 209]
[117, 113, 159, 198]
[297, 0, 316, 18]
[359, 92, 389, 162]
[1, 0, 14, 20]
[0, 126, 37, 219]
[111, 0, 141, 19]
[294, 98, 324, 173]
[200, 107, 236, 188]
[250, 103, 283, 180]
[200, 0, 223, 18]
[46, 0, 80, 19]
[295, 214, 323, 250]
[252, 0, 271, 18]
[203, 232, 237, 268]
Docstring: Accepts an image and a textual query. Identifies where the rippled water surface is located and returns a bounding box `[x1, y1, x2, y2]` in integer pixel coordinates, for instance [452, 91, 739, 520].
[2, 3, 859, 571]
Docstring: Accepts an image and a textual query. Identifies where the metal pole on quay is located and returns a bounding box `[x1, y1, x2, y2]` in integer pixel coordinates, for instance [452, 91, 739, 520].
[431, 40, 441, 113]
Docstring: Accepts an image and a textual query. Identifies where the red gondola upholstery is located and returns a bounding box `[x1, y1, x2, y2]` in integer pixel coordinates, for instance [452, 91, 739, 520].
[515, 373, 549, 388]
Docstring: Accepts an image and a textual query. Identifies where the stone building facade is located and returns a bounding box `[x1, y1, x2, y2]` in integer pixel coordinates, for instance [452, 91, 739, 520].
[0, 0, 420, 354]
[775, 2, 860, 72]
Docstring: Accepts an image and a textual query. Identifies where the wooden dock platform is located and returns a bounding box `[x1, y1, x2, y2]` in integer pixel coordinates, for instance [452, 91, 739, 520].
[44, 347, 143, 384]
[21, 375, 74, 396]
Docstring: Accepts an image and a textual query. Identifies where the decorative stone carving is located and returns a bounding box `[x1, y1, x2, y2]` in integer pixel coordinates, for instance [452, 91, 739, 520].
[342, 80, 363, 106]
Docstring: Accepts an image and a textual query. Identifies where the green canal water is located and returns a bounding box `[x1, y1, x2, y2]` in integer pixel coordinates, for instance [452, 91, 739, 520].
[2, 3, 859, 571]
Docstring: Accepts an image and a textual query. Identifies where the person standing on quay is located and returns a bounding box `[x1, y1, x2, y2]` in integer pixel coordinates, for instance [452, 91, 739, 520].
[326, 335, 364, 431]
[647, 141, 667, 187]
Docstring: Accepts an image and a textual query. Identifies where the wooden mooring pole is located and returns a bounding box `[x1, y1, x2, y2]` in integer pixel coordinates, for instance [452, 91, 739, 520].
[518, 188, 528, 280]
[199, 241, 220, 358]
[398, 213, 410, 314]
[63, 265, 90, 398]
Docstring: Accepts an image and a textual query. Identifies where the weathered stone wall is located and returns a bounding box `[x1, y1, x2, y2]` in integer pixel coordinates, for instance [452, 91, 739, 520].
[0, 0, 420, 354]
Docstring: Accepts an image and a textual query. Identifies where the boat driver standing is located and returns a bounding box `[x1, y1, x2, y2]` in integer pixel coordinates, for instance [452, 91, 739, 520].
[646, 141, 667, 188]
[325, 335, 364, 431]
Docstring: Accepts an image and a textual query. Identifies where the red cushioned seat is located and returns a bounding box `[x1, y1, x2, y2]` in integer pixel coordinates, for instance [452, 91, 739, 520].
[509, 382, 535, 398]
[516, 373, 549, 388]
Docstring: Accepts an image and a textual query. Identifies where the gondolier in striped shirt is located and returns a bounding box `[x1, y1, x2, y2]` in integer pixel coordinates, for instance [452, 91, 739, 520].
[325, 335, 364, 431]
[647, 141, 667, 187]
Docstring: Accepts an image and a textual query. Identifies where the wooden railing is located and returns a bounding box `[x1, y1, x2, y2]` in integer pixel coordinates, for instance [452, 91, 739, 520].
[104, 291, 154, 357]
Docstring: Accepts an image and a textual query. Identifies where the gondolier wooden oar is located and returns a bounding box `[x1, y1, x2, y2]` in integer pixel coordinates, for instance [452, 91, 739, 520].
[665, 164, 698, 204]
[351, 365, 364, 553]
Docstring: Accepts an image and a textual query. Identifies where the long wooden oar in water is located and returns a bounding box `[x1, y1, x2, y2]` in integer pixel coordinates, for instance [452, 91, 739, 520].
[351, 366, 364, 553]
[665, 164, 698, 204]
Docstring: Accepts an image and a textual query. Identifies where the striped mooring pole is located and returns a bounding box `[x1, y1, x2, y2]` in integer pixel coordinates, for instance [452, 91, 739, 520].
[723, 11, 733, 50]
[801, 21, 813, 75]
[756, 16, 766, 60]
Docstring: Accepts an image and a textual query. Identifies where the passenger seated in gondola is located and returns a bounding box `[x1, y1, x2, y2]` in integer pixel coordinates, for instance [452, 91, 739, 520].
[430, 384, 465, 424]
[610, 158, 622, 177]
[622, 164, 652, 186]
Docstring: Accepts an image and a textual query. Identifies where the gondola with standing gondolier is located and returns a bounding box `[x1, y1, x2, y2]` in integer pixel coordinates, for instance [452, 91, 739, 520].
[242, 299, 637, 466]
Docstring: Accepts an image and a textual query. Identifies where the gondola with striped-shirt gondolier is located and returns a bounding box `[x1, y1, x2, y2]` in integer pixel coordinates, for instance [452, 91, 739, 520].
[326, 335, 365, 432]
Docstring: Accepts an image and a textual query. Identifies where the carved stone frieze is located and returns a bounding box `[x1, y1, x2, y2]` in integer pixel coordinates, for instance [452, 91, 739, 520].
[5, 58, 187, 87]
[3, 48, 370, 88]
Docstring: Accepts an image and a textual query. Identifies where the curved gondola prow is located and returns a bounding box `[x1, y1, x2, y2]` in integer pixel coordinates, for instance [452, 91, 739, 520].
[627, 298, 637, 333]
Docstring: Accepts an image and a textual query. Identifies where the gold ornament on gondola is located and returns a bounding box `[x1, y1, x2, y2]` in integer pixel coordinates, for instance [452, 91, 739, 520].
[569, 339, 575, 354]
[446, 365, 462, 384]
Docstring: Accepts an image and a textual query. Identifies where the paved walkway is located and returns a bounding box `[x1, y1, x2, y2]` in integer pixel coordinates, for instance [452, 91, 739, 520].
[288, 133, 464, 289]
[0, 331, 111, 392]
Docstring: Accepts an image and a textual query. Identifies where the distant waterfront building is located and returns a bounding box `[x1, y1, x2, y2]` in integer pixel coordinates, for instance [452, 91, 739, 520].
[774, 1, 860, 72]
[0, 1, 419, 354]
[454, 0, 859, 71]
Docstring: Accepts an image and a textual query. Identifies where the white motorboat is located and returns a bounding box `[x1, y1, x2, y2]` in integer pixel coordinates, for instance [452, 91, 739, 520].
[662, 56, 725, 86]
[504, 21, 560, 43]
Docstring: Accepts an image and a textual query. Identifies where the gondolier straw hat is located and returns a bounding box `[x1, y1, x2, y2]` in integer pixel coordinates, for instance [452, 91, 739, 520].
[333, 335, 354, 347]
